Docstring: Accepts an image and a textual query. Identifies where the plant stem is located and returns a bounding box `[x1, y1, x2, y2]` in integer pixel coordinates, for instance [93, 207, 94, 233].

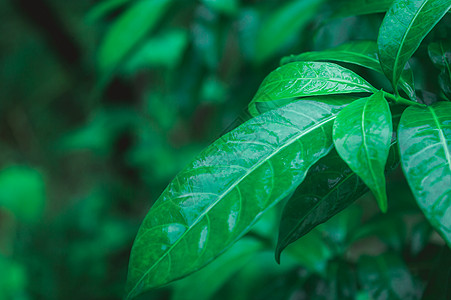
[382, 91, 426, 107]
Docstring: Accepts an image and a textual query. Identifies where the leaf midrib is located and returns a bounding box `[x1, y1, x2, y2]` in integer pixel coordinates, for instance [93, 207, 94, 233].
[128, 111, 337, 297]
[428, 106, 451, 174]
[392, 0, 428, 85]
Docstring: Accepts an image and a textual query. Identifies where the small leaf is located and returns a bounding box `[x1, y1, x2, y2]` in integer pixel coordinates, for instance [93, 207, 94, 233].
[428, 41, 451, 100]
[248, 61, 376, 116]
[98, 0, 172, 72]
[333, 92, 393, 212]
[377, 0, 451, 91]
[398, 102, 451, 247]
[254, 0, 324, 63]
[358, 253, 417, 300]
[125, 98, 351, 299]
[281, 41, 416, 99]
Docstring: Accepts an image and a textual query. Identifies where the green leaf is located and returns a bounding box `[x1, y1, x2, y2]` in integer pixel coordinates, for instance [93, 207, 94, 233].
[122, 29, 189, 73]
[398, 102, 451, 247]
[248, 61, 376, 116]
[358, 253, 417, 300]
[333, 91, 393, 212]
[428, 41, 451, 100]
[280, 41, 416, 99]
[276, 149, 367, 262]
[332, 0, 394, 18]
[0, 166, 46, 223]
[125, 98, 351, 299]
[172, 238, 262, 300]
[377, 0, 451, 91]
[276, 140, 399, 262]
[98, 0, 172, 72]
[254, 0, 325, 63]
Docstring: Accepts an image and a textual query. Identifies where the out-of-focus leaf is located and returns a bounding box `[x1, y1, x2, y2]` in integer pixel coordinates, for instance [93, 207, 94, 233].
[398, 102, 451, 246]
[0, 166, 45, 223]
[172, 238, 262, 300]
[281, 41, 416, 99]
[123, 29, 189, 73]
[98, 0, 172, 72]
[333, 92, 392, 212]
[200, 75, 227, 104]
[428, 41, 451, 100]
[377, 0, 451, 92]
[248, 61, 376, 116]
[85, 0, 129, 22]
[410, 220, 432, 255]
[0, 256, 28, 300]
[201, 0, 238, 15]
[284, 229, 333, 275]
[351, 213, 407, 251]
[422, 247, 451, 300]
[125, 99, 351, 299]
[358, 253, 417, 300]
[254, 0, 325, 63]
[332, 0, 394, 18]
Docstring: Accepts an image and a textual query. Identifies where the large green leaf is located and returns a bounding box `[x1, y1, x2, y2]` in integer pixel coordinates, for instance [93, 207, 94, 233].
[377, 0, 451, 91]
[333, 91, 393, 212]
[428, 41, 451, 100]
[254, 0, 324, 63]
[358, 253, 417, 300]
[276, 141, 399, 262]
[98, 0, 172, 72]
[125, 98, 351, 299]
[398, 102, 451, 246]
[280, 41, 416, 99]
[276, 149, 367, 262]
[248, 61, 376, 116]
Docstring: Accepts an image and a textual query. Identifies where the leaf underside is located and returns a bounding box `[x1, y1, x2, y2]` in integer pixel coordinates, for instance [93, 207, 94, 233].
[125, 98, 352, 299]
[398, 102, 451, 247]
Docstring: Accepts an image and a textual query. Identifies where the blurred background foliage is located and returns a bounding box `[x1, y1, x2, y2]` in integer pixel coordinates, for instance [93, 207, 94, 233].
[0, 0, 450, 299]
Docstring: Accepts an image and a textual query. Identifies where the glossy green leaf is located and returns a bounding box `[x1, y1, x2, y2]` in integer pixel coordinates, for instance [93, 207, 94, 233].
[332, 0, 394, 18]
[248, 61, 376, 116]
[125, 98, 351, 299]
[98, 0, 172, 72]
[377, 0, 451, 91]
[280, 41, 416, 99]
[428, 41, 451, 100]
[254, 0, 324, 63]
[398, 102, 451, 246]
[276, 149, 367, 262]
[172, 238, 262, 300]
[276, 141, 399, 262]
[358, 253, 417, 300]
[333, 92, 393, 212]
